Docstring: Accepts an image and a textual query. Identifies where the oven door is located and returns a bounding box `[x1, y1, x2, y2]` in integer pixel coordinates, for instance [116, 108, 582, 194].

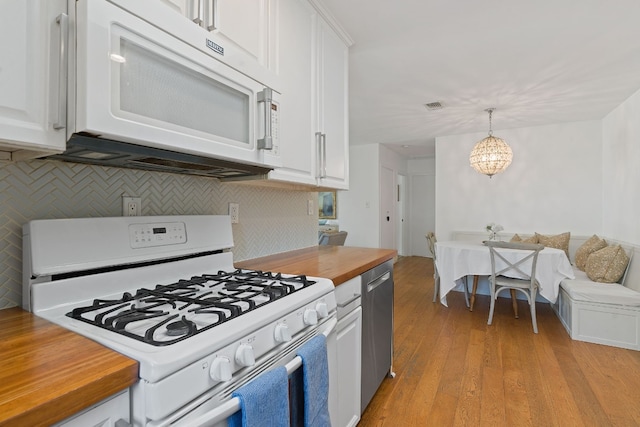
[73, 0, 280, 168]
[147, 316, 337, 427]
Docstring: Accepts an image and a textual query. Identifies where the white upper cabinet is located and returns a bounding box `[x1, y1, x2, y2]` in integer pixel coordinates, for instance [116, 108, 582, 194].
[268, 0, 316, 187]
[0, 0, 67, 160]
[266, 0, 351, 190]
[156, 0, 278, 90]
[316, 16, 349, 189]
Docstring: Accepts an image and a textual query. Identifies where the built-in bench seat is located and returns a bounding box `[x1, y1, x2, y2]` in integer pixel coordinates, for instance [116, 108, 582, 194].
[560, 269, 640, 306]
[554, 238, 640, 351]
[452, 231, 640, 350]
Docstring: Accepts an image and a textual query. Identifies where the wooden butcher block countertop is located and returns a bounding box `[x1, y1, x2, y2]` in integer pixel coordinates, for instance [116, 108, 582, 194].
[0, 307, 139, 427]
[235, 246, 397, 285]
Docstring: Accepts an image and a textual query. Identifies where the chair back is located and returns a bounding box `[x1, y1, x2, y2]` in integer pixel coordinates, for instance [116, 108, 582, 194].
[426, 232, 437, 260]
[319, 231, 348, 246]
[485, 241, 544, 286]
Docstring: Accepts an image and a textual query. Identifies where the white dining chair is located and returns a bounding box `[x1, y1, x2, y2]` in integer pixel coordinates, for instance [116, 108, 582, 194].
[426, 232, 469, 307]
[486, 241, 544, 333]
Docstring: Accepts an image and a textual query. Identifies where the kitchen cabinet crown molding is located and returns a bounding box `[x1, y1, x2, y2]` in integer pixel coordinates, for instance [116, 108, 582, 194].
[307, 0, 354, 46]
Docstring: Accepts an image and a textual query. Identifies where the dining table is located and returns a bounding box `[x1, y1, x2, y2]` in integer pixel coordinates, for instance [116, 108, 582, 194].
[435, 240, 575, 307]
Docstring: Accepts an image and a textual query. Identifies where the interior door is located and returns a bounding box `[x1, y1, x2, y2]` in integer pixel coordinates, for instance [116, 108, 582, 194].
[410, 173, 435, 256]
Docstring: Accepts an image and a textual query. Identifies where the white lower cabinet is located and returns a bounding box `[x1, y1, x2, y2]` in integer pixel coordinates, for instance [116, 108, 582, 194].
[0, 0, 67, 159]
[335, 274, 363, 427]
[336, 305, 362, 427]
[53, 389, 130, 427]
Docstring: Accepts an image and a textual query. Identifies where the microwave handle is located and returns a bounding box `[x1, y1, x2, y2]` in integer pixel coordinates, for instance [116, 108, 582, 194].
[53, 13, 68, 130]
[257, 88, 273, 150]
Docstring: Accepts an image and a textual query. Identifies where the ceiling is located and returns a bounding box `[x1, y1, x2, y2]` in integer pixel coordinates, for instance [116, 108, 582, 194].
[320, 0, 640, 158]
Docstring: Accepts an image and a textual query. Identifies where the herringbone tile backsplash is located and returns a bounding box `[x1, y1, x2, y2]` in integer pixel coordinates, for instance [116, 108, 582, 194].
[0, 159, 318, 309]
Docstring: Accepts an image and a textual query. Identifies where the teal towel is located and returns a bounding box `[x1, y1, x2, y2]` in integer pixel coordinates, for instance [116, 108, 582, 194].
[229, 366, 289, 427]
[296, 335, 331, 427]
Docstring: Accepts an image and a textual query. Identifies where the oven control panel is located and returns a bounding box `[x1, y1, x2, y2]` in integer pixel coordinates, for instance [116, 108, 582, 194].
[129, 222, 187, 248]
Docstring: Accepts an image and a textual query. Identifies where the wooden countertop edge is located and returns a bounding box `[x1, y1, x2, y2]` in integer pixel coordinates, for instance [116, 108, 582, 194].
[0, 308, 139, 427]
[235, 246, 397, 286]
[1, 363, 139, 427]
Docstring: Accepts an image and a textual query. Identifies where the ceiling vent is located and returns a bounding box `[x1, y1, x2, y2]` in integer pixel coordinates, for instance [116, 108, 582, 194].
[424, 101, 445, 111]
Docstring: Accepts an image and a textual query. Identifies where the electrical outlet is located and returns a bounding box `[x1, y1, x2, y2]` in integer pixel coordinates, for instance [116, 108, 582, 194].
[122, 196, 141, 216]
[228, 203, 239, 224]
[307, 200, 314, 215]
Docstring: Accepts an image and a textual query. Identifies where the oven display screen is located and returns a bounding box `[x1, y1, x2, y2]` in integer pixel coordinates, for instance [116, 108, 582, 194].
[129, 222, 187, 248]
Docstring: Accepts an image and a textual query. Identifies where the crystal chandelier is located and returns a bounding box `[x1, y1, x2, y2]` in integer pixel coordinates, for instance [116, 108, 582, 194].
[469, 108, 512, 178]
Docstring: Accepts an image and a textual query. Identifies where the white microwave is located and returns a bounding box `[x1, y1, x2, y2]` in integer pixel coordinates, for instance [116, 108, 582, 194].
[53, 0, 281, 178]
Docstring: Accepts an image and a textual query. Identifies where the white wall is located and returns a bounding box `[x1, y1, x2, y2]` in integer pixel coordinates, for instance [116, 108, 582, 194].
[338, 144, 380, 247]
[339, 144, 408, 249]
[602, 87, 640, 245]
[379, 146, 407, 251]
[435, 120, 603, 240]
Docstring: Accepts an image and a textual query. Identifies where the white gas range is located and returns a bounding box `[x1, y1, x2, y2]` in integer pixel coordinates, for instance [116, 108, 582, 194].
[22, 215, 337, 426]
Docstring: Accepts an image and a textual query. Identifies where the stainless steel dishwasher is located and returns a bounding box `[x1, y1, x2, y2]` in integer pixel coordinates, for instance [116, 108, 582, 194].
[361, 259, 395, 413]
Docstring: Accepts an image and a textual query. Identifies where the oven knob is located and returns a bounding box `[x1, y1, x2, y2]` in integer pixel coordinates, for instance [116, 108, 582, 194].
[274, 323, 292, 343]
[303, 309, 318, 325]
[210, 357, 232, 382]
[235, 343, 256, 367]
[315, 301, 329, 318]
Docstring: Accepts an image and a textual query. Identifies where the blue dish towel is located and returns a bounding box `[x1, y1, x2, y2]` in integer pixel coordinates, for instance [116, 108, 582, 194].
[296, 335, 331, 427]
[229, 366, 289, 427]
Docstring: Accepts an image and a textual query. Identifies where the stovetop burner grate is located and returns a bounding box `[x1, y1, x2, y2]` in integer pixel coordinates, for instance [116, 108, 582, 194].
[66, 269, 316, 346]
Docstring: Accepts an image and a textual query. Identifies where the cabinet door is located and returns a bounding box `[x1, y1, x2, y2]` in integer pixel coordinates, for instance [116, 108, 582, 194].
[336, 306, 362, 427]
[53, 389, 129, 427]
[0, 0, 67, 158]
[214, 0, 274, 71]
[317, 19, 349, 189]
[121, 0, 278, 89]
[266, 0, 317, 186]
[154, 0, 269, 56]
[268, 0, 349, 189]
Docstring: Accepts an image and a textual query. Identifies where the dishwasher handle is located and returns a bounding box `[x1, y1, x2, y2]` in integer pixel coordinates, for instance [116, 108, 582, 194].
[367, 272, 391, 292]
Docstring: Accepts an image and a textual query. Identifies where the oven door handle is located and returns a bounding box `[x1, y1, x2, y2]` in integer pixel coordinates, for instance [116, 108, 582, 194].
[283, 317, 337, 374]
[178, 317, 338, 427]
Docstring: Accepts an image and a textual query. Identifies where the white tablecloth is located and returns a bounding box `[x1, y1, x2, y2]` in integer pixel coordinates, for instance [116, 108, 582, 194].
[435, 241, 575, 306]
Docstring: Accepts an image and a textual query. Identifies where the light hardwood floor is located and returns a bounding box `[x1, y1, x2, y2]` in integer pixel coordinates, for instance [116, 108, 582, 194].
[359, 256, 640, 426]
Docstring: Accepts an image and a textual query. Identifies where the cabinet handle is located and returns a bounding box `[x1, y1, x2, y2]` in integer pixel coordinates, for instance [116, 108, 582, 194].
[337, 294, 361, 308]
[205, 0, 218, 31]
[316, 132, 327, 178]
[315, 132, 322, 179]
[257, 88, 273, 150]
[191, 0, 204, 26]
[53, 13, 68, 130]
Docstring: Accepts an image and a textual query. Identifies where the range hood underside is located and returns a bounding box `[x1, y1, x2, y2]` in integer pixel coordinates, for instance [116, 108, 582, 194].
[47, 134, 272, 179]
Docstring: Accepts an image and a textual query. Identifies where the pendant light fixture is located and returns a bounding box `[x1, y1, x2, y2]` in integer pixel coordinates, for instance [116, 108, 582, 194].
[469, 108, 512, 178]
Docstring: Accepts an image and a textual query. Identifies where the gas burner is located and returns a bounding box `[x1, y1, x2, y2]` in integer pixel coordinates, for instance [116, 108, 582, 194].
[166, 318, 196, 336]
[66, 269, 316, 346]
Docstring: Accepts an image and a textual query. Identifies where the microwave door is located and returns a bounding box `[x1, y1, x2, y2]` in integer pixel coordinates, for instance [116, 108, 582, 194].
[75, 0, 279, 168]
